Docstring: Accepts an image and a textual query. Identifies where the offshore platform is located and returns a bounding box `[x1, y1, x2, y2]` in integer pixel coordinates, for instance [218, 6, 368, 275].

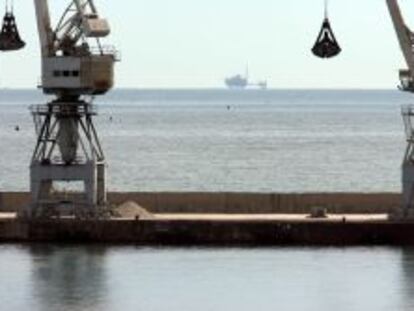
[225, 67, 267, 90]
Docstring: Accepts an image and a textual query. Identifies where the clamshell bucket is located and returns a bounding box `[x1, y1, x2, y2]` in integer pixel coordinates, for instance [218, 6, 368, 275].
[0, 11, 25, 51]
[312, 18, 341, 58]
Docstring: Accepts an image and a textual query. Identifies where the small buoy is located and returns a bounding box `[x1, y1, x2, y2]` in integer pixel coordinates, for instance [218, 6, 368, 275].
[14, 125, 19, 131]
[109, 116, 113, 122]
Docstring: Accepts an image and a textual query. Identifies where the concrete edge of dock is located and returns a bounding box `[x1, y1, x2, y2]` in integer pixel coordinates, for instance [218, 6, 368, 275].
[1, 213, 414, 246]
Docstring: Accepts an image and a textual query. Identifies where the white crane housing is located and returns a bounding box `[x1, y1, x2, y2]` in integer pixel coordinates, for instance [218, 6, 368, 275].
[35, 0, 116, 95]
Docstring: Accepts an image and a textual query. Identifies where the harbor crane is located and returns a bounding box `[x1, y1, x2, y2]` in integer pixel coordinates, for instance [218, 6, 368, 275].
[0, 0, 412, 219]
[387, 0, 414, 217]
[28, 0, 117, 218]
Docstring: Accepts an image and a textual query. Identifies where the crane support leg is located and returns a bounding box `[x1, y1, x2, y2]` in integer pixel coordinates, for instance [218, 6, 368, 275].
[27, 100, 107, 219]
[389, 106, 414, 219]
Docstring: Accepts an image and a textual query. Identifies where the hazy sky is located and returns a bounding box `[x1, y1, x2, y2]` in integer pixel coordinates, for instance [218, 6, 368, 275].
[1, 0, 413, 89]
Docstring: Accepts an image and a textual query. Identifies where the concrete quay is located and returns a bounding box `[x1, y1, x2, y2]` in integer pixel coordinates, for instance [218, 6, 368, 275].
[2, 213, 414, 246]
[0, 192, 406, 246]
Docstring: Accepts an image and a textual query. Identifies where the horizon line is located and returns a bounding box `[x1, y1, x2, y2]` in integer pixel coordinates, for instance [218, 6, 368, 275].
[0, 87, 403, 92]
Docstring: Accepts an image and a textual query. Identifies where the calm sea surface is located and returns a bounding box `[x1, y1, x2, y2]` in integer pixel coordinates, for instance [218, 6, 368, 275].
[1, 245, 414, 311]
[1, 89, 414, 310]
[0, 89, 411, 192]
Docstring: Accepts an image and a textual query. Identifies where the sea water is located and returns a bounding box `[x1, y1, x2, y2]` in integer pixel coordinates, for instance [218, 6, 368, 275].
[0, 89, 413, 311]
[1, 245, 414, 311]
[0, 89, 410, 192]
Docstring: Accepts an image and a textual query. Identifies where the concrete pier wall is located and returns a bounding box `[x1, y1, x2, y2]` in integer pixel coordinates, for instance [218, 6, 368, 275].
[0, 192, 401, 214]
[2, 218, 414, 246]
[109, 192, 400, 214]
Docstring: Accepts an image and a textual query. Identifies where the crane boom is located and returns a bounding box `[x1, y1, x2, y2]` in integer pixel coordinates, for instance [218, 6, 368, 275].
[386, 0, 414, 91]
[34, 0, 53, 58]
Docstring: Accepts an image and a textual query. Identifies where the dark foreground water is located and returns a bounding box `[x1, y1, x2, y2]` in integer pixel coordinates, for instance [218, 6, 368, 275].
[1, 245, 414, 311]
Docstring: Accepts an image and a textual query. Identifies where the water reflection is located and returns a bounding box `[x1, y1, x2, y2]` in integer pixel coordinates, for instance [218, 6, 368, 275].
[1, 246, 413, 311]
[28, 245, 108, 311]
[401, 248, 414, 310]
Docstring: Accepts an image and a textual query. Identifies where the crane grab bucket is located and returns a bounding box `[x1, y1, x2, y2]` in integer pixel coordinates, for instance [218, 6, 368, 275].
[311, 18, 341, 59]
[0, 10, 25, 52]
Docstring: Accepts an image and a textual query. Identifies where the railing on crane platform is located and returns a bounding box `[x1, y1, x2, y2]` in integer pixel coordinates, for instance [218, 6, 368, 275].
[30, 103, 99, 116]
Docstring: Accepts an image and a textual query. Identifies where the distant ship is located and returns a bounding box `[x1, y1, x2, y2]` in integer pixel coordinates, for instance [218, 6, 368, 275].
[225, 68, 267, 90]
